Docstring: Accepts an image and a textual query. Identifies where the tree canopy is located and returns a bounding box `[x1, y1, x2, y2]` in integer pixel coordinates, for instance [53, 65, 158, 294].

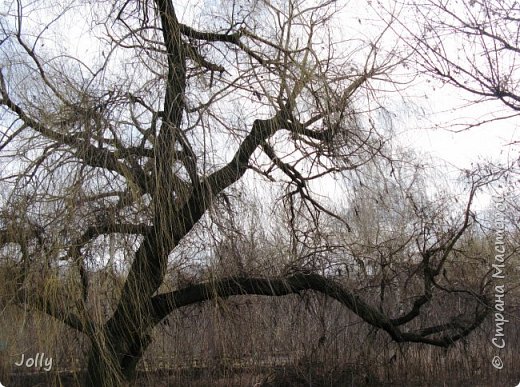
[0, 1, 515, 386]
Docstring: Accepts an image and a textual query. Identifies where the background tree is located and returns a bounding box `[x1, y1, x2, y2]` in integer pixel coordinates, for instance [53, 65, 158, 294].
[402, 0, 520, 126]
[0, 1, 498, 386]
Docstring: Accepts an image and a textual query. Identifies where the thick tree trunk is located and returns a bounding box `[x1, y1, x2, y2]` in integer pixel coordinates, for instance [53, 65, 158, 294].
[83, 309, 155, 386]
[84, 340, 128, 387]
[83, 322, 153, 387]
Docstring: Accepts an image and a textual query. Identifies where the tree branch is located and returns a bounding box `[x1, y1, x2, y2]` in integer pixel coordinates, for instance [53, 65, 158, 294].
[151, 272, 489, 347]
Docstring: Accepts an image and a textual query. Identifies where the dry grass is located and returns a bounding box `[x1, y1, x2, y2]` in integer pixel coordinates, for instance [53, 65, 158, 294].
[2, 291, 518, 386]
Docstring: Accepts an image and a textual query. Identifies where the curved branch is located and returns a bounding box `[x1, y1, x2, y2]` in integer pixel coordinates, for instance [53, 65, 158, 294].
[150, 272, 490, 348]
[0, 70, 149, 192]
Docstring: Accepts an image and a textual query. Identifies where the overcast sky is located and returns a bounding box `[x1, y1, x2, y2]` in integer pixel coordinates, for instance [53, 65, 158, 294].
[8, 0, 517, 171]
[1, 0, 517, 213]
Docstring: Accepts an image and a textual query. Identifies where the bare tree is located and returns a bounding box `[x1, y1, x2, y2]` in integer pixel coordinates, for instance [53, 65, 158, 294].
[0, 1, 493, 385]
[337, 154, 494, 327]
[402, 0, 520, 127]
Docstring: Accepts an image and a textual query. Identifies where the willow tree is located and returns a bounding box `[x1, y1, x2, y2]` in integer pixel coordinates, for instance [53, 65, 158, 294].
[0, 0, 489, 385]
[405, 0, 520, 123]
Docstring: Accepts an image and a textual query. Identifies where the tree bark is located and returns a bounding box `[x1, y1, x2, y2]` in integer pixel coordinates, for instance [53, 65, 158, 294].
[86, 272, 489, 386]
[84, 337, 127, 387]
